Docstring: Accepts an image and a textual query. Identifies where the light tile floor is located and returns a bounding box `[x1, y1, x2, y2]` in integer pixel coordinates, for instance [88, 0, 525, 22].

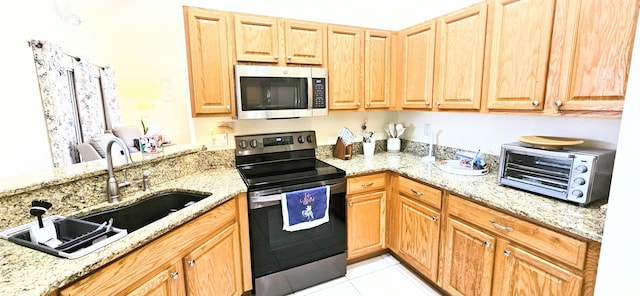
[289, 254, 443, 296]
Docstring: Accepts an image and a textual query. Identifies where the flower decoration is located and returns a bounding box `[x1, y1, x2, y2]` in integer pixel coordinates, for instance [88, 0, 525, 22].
[361, 117, 374, 143]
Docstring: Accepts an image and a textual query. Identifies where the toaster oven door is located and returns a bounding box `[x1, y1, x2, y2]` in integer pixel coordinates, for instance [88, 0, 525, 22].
[499, 149, 573, 199]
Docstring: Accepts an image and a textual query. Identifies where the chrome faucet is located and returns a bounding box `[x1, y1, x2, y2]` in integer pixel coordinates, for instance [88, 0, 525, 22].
[106, 138, 132, 203]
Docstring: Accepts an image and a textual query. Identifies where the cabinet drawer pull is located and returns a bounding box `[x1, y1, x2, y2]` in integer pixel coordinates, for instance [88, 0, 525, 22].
[360, 182, 374, 187]
[490, 220, 513, 232]
[484, 241, 491, 247]
[504, 250, 511, 257]
[188, 260, 196, 267]
[431, 216, 438, 222]
[171, 272, 179, 279]
[410, 189, 424, 196]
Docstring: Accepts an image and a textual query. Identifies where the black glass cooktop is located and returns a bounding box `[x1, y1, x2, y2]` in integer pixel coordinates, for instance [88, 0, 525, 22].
[237, 159, 345, 190]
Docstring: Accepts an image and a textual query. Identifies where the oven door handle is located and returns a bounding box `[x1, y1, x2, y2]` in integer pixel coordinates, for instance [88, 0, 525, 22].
[249, 180, 345, 209]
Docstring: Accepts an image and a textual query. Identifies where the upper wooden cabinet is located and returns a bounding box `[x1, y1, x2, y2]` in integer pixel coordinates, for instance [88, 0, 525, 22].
[433, 3, 487, 110]
[398, 20, 436, 110]
[548, 0, 640, 113]
[183, 7, 234, 116]
[234, 15, 324, 65]
[485, 0, 556, 111]
[364, 30, 392, 109]
[328, 25, 364, 110]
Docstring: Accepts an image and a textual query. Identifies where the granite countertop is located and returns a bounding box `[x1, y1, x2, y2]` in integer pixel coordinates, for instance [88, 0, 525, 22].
[0, 152, 606, 296]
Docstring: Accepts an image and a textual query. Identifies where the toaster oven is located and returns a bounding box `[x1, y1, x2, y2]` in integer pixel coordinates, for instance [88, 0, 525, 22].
[498, 142, 616, 206]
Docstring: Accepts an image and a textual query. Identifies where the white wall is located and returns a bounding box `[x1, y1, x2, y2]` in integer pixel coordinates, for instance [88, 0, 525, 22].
[593, 13, 640, 295]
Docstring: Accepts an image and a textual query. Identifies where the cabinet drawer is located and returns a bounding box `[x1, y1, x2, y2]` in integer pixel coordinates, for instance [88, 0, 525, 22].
[348, 173, 386, 195]
[447, 194, 587, 270]
[398, 177, 442, 210]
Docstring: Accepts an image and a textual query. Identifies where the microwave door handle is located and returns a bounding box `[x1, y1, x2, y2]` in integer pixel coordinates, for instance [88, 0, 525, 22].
[308, 78, 313, 108]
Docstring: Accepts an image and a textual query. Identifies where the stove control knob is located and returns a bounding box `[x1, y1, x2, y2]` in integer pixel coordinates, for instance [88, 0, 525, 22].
[250, 139, 258, 148]
[572, 190, 584, 198]
[573, 178, 586, 186]
[575, 165, 588, 173]
[238, 140, 248, 149]
[306, 135, 313, 143]
[298, 136, 304, 143]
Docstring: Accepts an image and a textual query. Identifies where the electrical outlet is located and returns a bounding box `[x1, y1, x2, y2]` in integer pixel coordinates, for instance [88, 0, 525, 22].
[424, 124, 432, 137]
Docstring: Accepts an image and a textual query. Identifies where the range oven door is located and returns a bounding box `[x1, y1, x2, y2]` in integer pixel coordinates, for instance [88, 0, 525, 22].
[247, 178, 346, 280]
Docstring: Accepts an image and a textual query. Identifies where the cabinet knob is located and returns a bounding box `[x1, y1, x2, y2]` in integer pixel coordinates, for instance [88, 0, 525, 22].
[287, 56, 292, 60]
[431, 216, 438, 222]
[532, 100, 539, 106]
[367, 102, 371, 107]
[356, 102, 361, 107]
[226, 105, 231, 110]
[274, 55, 279, 60]
[410, 189, 424, 196]
[425, 102, 430, 106]
[435, 101, 441, 106]
[349, 201, 353, 206]
[188, 259, 196, 267]
[171, 272, 179, 279]
[484, 241, 491, 247]
[555, 100, 563, 107]
[504, 250, 511, 257]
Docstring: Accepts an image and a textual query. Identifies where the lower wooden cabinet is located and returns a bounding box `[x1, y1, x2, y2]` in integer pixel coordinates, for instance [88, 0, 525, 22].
[492, 240, 583, 296]
[442, 217, 495, 296]
[183, 223, 243, 296]
[347, 173, 387, 260]
[397, 195, 440, 280]
[60, 194, 250, 296]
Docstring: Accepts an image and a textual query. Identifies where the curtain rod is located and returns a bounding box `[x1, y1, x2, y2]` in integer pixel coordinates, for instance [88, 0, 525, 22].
[27, 40, 107, 69]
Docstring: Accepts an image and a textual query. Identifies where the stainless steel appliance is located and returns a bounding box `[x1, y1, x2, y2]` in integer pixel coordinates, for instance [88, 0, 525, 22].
[234, 65, 328, 120]
[235, 131, 346, 296]
[498, 142, 615, 206]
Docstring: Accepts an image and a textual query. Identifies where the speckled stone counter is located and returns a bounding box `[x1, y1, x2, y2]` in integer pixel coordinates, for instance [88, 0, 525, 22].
[0, 151, 606, 296]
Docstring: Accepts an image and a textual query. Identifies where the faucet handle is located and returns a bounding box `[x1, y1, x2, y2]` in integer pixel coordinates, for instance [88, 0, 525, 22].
[143, 170, 151, 192]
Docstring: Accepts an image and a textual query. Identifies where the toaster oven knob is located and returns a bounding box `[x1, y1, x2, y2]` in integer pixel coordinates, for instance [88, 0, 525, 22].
[298, 136, 304, 143]
[575, 165, 588, 173]
[250, 139, 258, 148]
[572, 190, 584, 198]
[573, 177, 586, 186]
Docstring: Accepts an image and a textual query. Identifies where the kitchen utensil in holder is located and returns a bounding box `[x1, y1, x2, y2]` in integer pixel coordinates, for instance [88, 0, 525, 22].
[333, 137, 352, 160]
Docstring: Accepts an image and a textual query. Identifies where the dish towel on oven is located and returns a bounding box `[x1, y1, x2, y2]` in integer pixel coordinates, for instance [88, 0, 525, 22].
[281, 185, 330, 232]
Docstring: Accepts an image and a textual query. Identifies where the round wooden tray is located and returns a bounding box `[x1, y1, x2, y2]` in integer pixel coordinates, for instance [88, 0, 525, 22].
[517, 136, 584, 150]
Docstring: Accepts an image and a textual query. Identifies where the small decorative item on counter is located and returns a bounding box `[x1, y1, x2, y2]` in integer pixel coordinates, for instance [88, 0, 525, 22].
[361, 117, 374, 143]
[438, 149, 488, 176]
[139, 135, 163, 154]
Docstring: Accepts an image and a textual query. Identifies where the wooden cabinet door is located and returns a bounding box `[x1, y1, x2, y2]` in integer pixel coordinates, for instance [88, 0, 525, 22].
[328, 25, 363, 110]
[492, 240, 583, 296]
[397, 195, 440, 280]
[399, 20, 436, 109]
[284, 20, 324, 65]
[124, 261, 185, 296]
[183, 7, 233, 116]
[551, 0, 639, 112]
[234, 15, 280, 63]
[442, 218, 496, 296]
[434, 3, 487, 110]
[183, 223, 243, 296]
[347, 191, 386, 259]
[486, 0, 555, 111]
[364, 30, 392, 109]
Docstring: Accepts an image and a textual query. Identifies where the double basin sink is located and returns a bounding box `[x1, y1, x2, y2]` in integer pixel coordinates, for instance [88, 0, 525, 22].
[1, 191, 211, 259]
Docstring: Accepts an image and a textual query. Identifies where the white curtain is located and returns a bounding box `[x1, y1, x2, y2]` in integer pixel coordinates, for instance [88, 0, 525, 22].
[30, 40, 79, 166]
[100, 67, 122, 130]
[72, 56, 105, 141]
[30, 40, 122, 166]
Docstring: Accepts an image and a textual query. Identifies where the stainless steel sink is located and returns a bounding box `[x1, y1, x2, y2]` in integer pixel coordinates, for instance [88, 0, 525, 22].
[80, 191, 210, 233]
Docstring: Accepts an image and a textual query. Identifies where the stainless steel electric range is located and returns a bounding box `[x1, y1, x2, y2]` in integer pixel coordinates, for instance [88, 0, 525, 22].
[235, 131, 347, 296]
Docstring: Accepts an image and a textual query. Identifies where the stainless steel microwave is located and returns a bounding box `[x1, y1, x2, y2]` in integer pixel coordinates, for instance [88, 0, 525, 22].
[498, 142, 616, 206]
[234, 65, 328, 120]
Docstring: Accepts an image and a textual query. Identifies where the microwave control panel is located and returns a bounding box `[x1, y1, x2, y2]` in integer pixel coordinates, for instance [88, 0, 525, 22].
[312, 78, 326, 109]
